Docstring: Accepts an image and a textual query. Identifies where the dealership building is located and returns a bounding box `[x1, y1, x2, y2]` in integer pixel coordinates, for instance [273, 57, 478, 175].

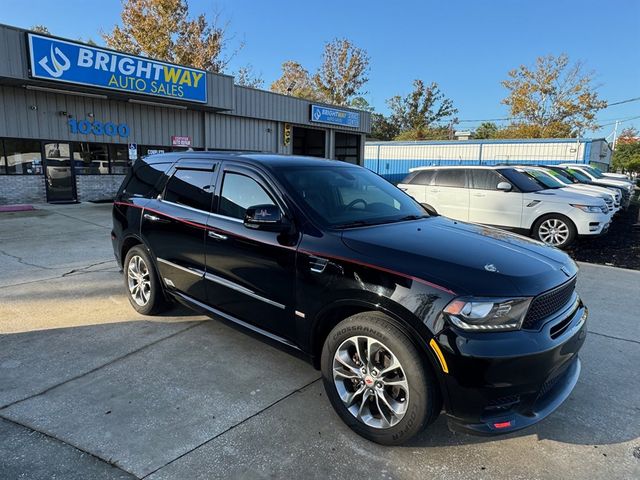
[0, 24, 370, 204]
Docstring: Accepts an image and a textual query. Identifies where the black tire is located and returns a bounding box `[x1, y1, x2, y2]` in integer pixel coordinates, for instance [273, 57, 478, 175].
[532, 214, 577, 249]
[321, 312, 441, 445]
[123, 245, 169, 315]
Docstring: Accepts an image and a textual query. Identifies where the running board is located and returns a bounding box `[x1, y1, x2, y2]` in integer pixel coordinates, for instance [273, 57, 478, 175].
[172, 291, 301, 351]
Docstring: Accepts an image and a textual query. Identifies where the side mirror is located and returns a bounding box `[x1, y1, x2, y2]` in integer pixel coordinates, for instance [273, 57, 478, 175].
[497, 182, 512, 192]
[244, 204, 289, 232]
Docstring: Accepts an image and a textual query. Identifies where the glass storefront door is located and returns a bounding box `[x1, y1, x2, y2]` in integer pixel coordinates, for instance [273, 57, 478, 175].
[43, 142, 77, 203]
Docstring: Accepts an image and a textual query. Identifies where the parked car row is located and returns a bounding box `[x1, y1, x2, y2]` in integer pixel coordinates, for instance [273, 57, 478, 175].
[398, 164, 636, 248]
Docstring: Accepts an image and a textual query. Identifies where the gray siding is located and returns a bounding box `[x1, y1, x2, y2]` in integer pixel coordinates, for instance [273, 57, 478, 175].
[232, 86, 370, 134]
[207, 114, 277, 152]
[0, 85, 204, 147]
[0, 24, 29, 79]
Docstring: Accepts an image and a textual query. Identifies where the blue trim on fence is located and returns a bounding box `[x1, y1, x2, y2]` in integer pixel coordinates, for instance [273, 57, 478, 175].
[583, 140, 592, 163]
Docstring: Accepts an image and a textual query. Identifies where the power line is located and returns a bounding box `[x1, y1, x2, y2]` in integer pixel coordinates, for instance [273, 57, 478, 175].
[596, 115, 640, 128]
[605, 96, 640, 107]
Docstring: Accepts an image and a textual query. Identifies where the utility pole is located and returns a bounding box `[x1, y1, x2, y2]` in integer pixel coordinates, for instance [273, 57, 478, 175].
[611, 120, 620, 150]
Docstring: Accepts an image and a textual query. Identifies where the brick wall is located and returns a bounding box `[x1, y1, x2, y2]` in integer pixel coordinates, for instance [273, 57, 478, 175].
[0, 174, 126, 204]
[76, 175, 125, 202]
[0, 175, 46, 204]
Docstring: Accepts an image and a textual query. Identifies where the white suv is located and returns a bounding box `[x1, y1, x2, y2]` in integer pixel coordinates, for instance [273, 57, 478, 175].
[398, 166, 611, 248]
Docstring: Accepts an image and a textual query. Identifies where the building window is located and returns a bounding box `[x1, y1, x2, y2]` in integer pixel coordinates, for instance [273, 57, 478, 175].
[3, 139, 43, 174]
[109, 144, 130, 174]
[72, 142, 109, 174]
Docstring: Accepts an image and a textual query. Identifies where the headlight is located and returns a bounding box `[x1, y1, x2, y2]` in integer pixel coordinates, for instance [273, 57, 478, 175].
[443, 297, 532, 331]
[571, 204, 604, 213]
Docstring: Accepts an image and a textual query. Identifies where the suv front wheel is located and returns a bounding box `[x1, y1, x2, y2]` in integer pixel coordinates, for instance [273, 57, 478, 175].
[321, 312, 441, 445]
[124, 245, 169, 315]
[533, 214, 577, 249]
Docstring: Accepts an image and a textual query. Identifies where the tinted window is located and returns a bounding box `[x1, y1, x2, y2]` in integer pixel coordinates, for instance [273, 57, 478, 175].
[4, 139, 42, 174]
[124, 161, 173, 198]
[219, 172, 275, 220]
[276, 165, 425, 228]
[434, 169, 466, 188]
[411, 170, 435, 185]
[564, 168, 591, 183]
[471, 170, 503, 190]
[498, 168, 543, 192]
[522, 169, 563, 188]
[164, 169, 214, 211]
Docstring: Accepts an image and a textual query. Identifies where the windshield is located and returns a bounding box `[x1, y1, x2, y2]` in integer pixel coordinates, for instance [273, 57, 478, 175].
[544, 169, 572, 185]
[565, 168, 592, 183]
[522, 169, 564, 188]
[275, 165, 426, 228]
[498, 168, 544, 192]
[582, 166, 604, 178]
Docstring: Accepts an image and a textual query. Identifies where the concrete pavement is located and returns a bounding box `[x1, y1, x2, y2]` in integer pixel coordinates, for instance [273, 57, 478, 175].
[0, 203, 638, 479]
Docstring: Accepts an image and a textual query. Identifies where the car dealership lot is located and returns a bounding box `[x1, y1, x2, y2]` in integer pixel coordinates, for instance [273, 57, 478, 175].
[1, 203, 638, 480]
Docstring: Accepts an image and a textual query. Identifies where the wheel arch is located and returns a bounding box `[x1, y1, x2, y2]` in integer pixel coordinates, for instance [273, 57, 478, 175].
[309, 299, 442, 376]
[120, 234, 145, 268]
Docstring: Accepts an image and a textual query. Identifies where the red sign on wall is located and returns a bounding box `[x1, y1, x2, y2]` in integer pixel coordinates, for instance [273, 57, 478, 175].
[171, 135, 192, 147]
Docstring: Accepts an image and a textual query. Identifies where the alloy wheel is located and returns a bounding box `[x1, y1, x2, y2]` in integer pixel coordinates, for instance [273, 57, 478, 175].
[538, 218, 570, 246]
[332, 335, 409, 429]
[127, 255, 151, 306]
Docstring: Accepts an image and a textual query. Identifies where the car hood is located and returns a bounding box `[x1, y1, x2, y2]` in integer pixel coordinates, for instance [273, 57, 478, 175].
[340, 217, 577, 298]
[526, 189, 605, 204]
[560, 187, 608, 200]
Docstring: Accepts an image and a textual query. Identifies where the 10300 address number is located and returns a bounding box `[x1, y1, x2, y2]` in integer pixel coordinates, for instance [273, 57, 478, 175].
[68, 119, 129, 137]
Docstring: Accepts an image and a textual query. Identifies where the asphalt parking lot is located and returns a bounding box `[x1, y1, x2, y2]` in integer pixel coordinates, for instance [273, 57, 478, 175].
[0, 203, 639, 480]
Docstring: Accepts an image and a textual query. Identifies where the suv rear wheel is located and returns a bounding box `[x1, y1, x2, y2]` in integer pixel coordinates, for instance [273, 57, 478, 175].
[321, 312, 441, 445]
[124, 245, 169, 315]
[533, 214, 576, 249]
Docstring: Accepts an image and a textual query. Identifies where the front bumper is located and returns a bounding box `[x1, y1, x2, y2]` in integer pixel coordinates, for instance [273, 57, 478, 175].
[434, 298, 588, 435]
[573, 210, 611, 235]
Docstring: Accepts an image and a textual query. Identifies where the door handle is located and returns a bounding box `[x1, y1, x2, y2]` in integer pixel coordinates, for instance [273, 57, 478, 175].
[208, 231, 228, 241]
[472, 193, 486, 197]
[144, 213, 163, 221]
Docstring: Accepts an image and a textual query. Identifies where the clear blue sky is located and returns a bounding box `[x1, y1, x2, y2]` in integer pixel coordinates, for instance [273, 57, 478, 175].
[2, 0, 639, 137]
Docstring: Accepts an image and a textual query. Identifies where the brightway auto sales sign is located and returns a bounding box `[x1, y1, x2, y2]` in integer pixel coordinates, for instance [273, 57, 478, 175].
[27, 33, 207, 103]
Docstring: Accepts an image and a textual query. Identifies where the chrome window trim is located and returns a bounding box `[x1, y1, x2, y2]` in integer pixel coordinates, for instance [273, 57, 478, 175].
[204, 271, 285, 310]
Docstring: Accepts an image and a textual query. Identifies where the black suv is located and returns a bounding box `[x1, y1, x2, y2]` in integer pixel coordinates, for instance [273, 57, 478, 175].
[112, 152, 587, 444]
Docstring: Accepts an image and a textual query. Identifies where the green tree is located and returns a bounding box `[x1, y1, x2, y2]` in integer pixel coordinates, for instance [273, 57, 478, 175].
[387, 79, 457, 140]
[104, 0, 235, 72]
[313, 38, 370, 106]
[270, 61, 324, 101]
[369, 113, 400, 141]
[473, 122, 500, 139]
[612, 127, 640, 173]
[501, 54, 606, 137]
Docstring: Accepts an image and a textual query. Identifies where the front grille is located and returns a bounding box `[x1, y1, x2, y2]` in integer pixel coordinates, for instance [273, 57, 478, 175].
[523, 277, 577, 329]
[486, 394, 521, 411]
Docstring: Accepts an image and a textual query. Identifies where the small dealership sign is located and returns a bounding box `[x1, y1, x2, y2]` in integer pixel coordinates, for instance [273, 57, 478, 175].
[171, 135, 192, 147]
[27, 33, 207, 103]
[310, 105, 361, 128]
